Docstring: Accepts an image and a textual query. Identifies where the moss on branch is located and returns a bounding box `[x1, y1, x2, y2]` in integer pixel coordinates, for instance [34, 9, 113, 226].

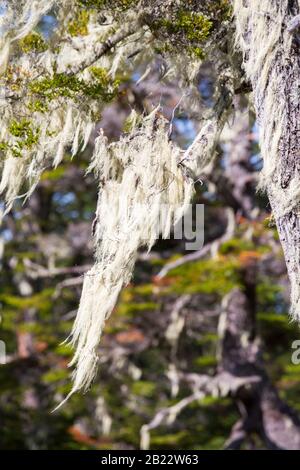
[29, 68, 119, 102]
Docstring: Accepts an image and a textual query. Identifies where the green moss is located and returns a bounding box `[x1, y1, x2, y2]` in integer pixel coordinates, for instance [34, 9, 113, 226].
[219, 237, 270, 255]
[68, 10, 90, 37]
[189, 46, 205, 59]
[150, 431, 190, 447]
[9, 119, 29, 138]
[258, 312, 288, 324]
[29, 69, 119, 103]
[41, 166, 66, 181]
[9, 119, 39, 143]
[199, 396, 228, 407]
[0, 142, 9, 153]
[0, 119, 40, 157]
[152, 10, 212, 59]
[54, 343, 73, 357]
[256, 282, 282, 305]
[196, 333, 218, 345]
[171, 11, 212, 43]
[122, 112, 142, 134]
[130, 284, 153, 297]
[27, 100, 48, 113]
[117, 302, 158, 317]
[88, 66, 120, 100]
[19, 32, 47, 53]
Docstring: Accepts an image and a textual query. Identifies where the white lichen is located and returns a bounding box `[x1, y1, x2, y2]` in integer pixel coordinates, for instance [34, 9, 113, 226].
[66, 111, 194, 398]
[0, 1, 225, 402]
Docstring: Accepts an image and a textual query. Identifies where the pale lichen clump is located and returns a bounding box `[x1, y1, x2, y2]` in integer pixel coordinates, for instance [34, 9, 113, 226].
[0, 1, 135, 213]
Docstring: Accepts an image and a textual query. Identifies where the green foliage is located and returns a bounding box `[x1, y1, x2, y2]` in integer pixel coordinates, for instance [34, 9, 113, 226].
[194, 355, 217, 369]
[131, 381, 156, 397]
[164, 257, 241, 296]
[0, 290, 53, 314]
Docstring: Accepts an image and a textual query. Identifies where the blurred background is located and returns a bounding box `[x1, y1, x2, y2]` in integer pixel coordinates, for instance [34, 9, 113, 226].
[1, 13, 300, 450]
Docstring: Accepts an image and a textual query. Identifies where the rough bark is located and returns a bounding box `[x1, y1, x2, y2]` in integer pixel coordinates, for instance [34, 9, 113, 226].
[234, 0, 300, 316]
[219, 262, 300, 450]
[267, 1, 300, 317]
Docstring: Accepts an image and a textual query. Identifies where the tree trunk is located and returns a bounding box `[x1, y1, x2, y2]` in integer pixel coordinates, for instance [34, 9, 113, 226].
[234, 0, 300, 318]
[219, 261, 300, 449]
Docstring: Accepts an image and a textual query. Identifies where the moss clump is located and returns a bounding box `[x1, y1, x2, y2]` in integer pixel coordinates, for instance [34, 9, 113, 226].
[0, 142, 9, 153]
[68, 10, 90, 37]
[0, 119, 40, 157]
[168, 11, 212, 43]
[152, 10, 212, 59]
[19, 32, 47, 53]
[27, 99, 48, 113]
[29, 68, 119, 103]
[9, 119, 40, 145]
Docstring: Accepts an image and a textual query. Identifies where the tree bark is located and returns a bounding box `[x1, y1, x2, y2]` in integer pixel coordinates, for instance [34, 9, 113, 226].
[234, 0, 300, 316]
[219, 262, 300, 449]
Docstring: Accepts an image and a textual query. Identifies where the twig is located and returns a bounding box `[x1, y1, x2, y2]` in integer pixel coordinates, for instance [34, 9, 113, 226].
[24, 259, 91, 279]
[54, 276, 84, 298]
[67, 21, 142, 76]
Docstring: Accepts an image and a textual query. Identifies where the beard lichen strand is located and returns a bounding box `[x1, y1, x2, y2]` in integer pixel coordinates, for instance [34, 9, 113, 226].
[61, 105, 227, 402]
[63, 112, 195, 401]
[233, 0, 300, 319]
